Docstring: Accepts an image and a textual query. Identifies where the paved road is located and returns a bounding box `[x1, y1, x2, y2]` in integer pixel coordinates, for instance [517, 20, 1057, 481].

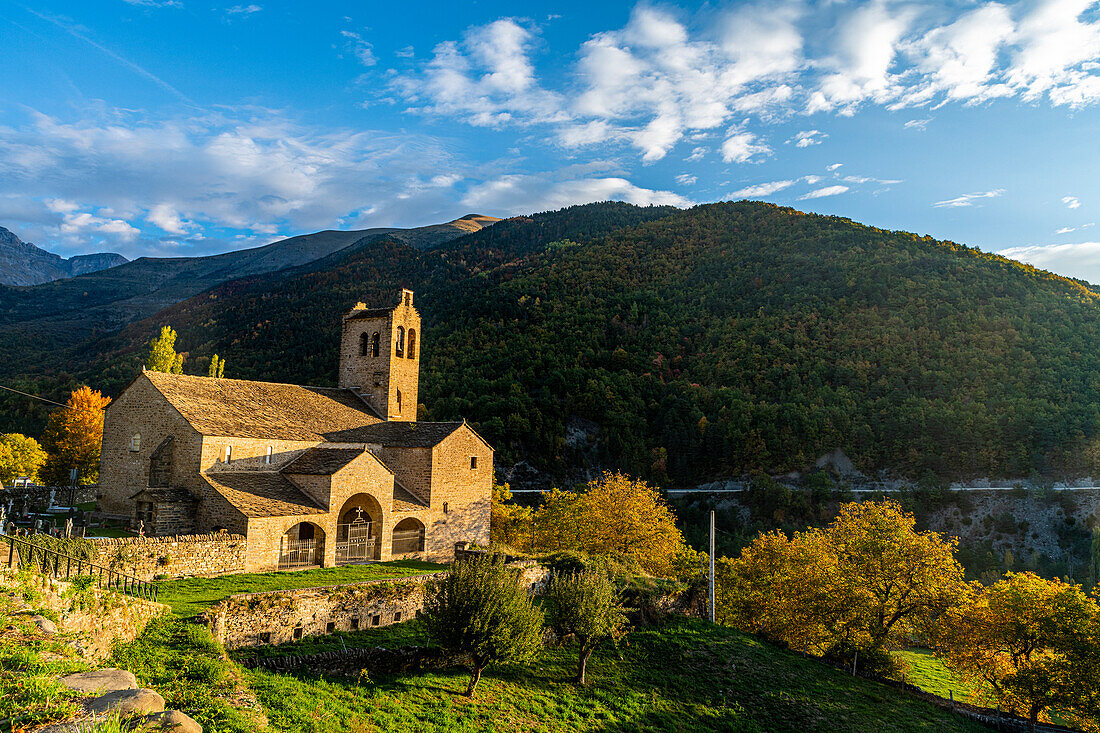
[512, 485, 1100, 494]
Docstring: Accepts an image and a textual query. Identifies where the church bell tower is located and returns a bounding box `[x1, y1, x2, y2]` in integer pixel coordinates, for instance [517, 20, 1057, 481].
[339, 289, 420, 421]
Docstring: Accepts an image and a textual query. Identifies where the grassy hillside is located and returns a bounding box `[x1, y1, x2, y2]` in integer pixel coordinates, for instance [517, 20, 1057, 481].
[241, 617, 987, 733]
[10, 201, 1100, 484]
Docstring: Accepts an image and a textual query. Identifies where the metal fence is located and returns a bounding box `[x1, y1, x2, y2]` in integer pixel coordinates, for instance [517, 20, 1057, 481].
[278, 537, 318, 570]
[1, 530, 157, 602]
[335, 522, 377, 564]
[391, 529, 425, 555]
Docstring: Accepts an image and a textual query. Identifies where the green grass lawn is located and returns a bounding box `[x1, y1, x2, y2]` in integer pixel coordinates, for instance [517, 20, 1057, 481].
[892, 650, 987, 705]
[244, 617, 990, 733]
[155, 560, 446, 617]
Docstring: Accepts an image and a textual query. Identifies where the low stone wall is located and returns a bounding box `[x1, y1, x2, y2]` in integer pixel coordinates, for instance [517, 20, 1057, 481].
[239, 645, 469, 676]
[3, 569, 166, 661]
[206, 573, 443, 650]
[86, 533, 247, 580]
[0, 485, 98, 513]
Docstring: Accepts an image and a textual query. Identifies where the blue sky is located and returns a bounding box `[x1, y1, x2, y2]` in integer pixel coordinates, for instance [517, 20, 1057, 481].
[2, 1, 1100, 282]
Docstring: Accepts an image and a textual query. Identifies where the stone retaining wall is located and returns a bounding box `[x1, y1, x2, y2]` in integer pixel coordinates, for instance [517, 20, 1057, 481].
[240, 645, 469, 676]
[86, 533, 247, 580]
[206, 573, 443, 650]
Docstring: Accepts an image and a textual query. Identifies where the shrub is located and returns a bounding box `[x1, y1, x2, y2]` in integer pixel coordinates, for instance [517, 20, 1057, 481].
[544, 569, 628, 685]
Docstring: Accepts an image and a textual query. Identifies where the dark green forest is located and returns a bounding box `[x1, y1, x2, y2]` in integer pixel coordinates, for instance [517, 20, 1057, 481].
[7, 201, 1100, 486]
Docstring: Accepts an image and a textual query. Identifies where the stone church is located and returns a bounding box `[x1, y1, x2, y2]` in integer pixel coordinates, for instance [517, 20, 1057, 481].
[97, 290, 492, 571]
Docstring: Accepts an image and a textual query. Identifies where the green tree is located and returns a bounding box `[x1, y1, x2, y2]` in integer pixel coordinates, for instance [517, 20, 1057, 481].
[490, 482, 533, 551]
[146, 326, 184, 373]
[0, 433, 47, 485]
[207, 354, 225, 379]
[544, 569, 628, 685]
[1090, 527, 1100, 590]
[422, 556, 544, 696]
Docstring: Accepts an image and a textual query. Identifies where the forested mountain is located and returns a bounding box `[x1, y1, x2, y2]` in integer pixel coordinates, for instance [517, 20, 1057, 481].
[0, 226, 127, 286]
[7, 201, 1100, 486]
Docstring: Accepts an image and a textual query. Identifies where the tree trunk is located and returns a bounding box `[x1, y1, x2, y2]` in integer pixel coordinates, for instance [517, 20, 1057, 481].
[577, 647, 593, 685]
[1028, 705, 1040, 733]
[466, 664, 483, 697]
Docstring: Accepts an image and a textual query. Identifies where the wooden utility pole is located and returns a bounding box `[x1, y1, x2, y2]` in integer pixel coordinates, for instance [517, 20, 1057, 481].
[709, 510, 716, 623]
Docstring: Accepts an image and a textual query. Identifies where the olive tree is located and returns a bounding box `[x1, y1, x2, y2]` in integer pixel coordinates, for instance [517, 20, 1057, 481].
[544, 569, 628, 685]
[422, 555, 544, 696]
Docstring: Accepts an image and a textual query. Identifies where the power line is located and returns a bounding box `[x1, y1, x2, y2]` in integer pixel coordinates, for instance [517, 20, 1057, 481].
[0, 383, 105, 414]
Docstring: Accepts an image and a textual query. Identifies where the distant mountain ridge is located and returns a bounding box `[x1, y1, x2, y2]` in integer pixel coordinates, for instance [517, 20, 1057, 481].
[0, 226, 128, 286]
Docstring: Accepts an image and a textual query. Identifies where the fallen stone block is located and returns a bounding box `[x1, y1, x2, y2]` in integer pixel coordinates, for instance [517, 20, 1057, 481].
[61, 668, 139, 694]
[86, 688, 165, 716]
[141, 709, 203, 733]
[32, 615, 57, 634]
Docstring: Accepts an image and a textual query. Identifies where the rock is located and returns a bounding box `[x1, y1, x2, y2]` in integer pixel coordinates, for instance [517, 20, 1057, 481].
[141, 709, 203, 733]
[86, 688, 165, 716]
[61, 668, 139, 693]
[35, 721, 85, 733]
[32, 615, 57, 634]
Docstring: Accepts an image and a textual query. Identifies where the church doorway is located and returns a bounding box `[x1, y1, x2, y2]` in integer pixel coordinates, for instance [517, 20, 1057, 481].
[279, 522, 324, 570]
[392, 517, 425, 555]
[336, 494, 382, 564]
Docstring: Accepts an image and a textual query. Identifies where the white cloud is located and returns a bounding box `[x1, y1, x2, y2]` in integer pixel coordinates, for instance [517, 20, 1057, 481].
[799, 185, 850, 200]
[459, 174, 690, 214]
[998, 240, 1100, 283]
[147, 203, 191, 235]
[675, 174, 697, 186]
[826, 163, 844, 171]
[1063, 195, 1082, 208]
[727, 180, 796, 198]
[904, 118, 932, 130]
[790, 129, 827, 147]
[227, 4, 262, 14]
[341, 31, 377, 67]
[721, 131, 770, 163]
[932, 189, 1006, 207]
[123, 0, 182, 6]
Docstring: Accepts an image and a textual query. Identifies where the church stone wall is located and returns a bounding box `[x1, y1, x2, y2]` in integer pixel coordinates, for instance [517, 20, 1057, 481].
[85, 533, 247, 580]
[426, 428, 493, 557]
[98, 375, 203, 515]
[378, 446, 432, 503]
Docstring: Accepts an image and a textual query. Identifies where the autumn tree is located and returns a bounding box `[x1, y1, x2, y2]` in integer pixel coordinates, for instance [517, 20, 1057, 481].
[721, 500, 965, 667]
[146, 326, 184, 373]
[532, 472, 685, 575]
[544, 568, 628, 685]
[39, 387, 110, 486]
[422, 555, 543, 697]
[207, 354, 225, 378]
[0, 433, 47, 485]
[490, 483, 534, 551]
[937, 572, 1100, 732]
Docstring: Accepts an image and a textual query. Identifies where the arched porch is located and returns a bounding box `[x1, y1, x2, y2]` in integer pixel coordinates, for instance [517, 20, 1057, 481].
[391, 517, 425, 555]
[278, 521, 326, 570]
[335, 493, 383, 564]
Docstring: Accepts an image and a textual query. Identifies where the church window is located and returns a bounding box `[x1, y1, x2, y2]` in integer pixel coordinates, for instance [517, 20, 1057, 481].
[129, 434, 141, 452]
[148, 437, 174, 488]
[265, 446, 273, 464]
[443, 502, 449, 514]
[407, 329, 416, 359]
[371, 332, 380, 357]
[470, 456, 477, 470]
[224, 445, 232, 463]
[396, 326, 405, 357]
[359, 332, 369, 356]
[396, 389, 402, 413]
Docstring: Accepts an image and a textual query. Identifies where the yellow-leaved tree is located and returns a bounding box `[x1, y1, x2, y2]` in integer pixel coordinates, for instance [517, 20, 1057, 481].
[532, 472, 684, 575]
[0, 433, 47, 485]
[490, 483, 534, 552]
[937, 572, 1100, 732]
[721, 500, 965, 669]
[39, 386, 110, 486]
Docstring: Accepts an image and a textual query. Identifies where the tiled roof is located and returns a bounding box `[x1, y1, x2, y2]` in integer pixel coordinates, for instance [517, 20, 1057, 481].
[357, 421, 464, 448]
[282, 447, 365, 475]
[203, 472, 326, 518]
[142, 370, 381, 440]
[129, 488, 196, 503]
[344, 306, 397, 320]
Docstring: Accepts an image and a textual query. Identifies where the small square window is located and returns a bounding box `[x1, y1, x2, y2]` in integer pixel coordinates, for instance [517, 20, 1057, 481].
[393, 611, 402, 623]
[325, 621, 335, 634]
[259, 632, 271, 644]
[293, 626, 303, 640]
[350, 617, 359, 630]
[371, 615, 381, 627]
[470, 456, 478, 469]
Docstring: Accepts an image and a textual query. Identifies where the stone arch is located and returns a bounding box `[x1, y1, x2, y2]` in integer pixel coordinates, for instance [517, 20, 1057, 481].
[359, 331, 369, 356]
[371, 332, 380, 357]
[336, 493, 384, 563]
[279, 521, 325, 569]
[395, 326, 405, 357]
[392, 517, 425, 554]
